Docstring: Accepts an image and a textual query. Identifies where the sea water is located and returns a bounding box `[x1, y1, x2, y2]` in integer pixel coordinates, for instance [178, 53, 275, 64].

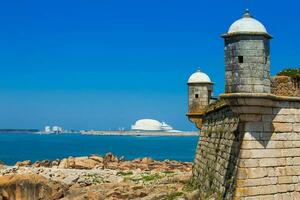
[0, 133, 199, 165]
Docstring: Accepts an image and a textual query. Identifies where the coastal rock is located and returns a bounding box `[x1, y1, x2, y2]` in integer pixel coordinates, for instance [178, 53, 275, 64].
[88, 155, 103, 163]
[0, 174, 67, 200]
[73, 157, 100, 169]
[15, 160, 32, 167]
[58, 158, 69, 168]
[33, 160, 52, 168]
[0, 162, 4, 170]
[104, 152, 118, 163]
[58, 157, 100, 169]
[141, 157, 154, 164]
[63, 174, 79, 185]
[51, 159, 60, 167]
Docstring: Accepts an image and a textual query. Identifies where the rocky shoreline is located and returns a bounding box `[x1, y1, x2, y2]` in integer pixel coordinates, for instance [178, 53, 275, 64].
[0, 153, 200, 200]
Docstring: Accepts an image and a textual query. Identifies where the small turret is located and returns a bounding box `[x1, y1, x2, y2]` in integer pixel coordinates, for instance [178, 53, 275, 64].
[187, 69, 213, 113]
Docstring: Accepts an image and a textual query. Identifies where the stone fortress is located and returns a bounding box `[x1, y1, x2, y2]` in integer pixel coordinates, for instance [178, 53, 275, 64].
[187, 10, 300, 199]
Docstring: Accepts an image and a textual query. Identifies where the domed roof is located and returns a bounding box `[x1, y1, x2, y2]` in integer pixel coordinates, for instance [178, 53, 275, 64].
[226, 9, 270, 37]
[188, 69, 212, 84]
[131, 119, 162, 131]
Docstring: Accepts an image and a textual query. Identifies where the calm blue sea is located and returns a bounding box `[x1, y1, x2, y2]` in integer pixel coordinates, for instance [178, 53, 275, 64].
[0, 133, 199, 165]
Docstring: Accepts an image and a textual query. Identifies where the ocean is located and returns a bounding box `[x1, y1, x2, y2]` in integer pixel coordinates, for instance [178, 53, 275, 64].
[0, 133, 199, 165]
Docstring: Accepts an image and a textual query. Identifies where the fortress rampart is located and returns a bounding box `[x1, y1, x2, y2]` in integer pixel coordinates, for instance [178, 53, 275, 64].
[187, 10, 300, 199]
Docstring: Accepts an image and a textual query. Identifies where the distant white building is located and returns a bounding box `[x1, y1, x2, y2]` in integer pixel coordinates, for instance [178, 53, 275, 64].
[44, 126, 51, 133]
[44, 126, 64, 133]
[131, 119, 180, 132]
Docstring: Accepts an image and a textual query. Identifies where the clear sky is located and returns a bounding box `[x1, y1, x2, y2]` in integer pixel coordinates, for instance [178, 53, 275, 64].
[0, 0, 299, 130]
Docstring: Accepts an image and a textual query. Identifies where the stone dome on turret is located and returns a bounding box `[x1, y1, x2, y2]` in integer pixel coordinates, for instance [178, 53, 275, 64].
[225, 9, 270, 37]
[188, 69, 212, 84]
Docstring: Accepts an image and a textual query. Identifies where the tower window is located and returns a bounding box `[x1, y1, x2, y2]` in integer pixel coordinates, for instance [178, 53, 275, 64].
[238, 56, 243, 63]
[195, 94, 199, 98]
[265, 57, 268, 64]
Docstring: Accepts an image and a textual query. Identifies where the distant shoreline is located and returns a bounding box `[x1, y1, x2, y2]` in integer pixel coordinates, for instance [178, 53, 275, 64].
[0, 130, 199, 136]
[80, 130, 199, 136]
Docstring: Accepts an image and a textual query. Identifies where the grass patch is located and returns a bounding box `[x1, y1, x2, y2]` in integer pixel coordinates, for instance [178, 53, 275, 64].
[116, 171, 133, 176]
[141, 173, 161, 182]
[162, 170, 175, 174]
[163, 192, 183, 200]
[83, 173, 106, 184]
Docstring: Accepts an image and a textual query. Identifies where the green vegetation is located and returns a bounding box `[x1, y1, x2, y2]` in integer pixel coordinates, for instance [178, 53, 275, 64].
[83, 173, 106, 184]
[183, 180, 197, 193]
[116, 171, 133, 176]
[141, 173, 161, 182]
[123, 172, 162, 183]
[277, 68, 300, 78]
[163, 192, 183, 200]
[162, 170, 175, 174]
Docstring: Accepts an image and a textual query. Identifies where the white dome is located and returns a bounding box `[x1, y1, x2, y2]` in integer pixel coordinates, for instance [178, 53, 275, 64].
[131, 119, 162, 131]
[227, 9, 269, 35]
[188, 69, 211, 84]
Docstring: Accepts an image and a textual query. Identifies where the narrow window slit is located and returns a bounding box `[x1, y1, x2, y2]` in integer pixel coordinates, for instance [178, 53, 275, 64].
[238, 56, 243, 63]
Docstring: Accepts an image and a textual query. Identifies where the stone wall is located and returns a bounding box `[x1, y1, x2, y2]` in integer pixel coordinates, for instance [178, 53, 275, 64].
[192, 94, 300, 199]
[271, 75, 300, 97]
[192, 105, 240, 199]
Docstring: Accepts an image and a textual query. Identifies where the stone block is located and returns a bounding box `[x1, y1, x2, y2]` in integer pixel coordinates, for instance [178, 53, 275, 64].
[293, 157, 300, 165]
[282, 148, 300, 157]
[245, 195, 274, 200]
[295, 183, 300, 191]
[273, 102, 290, 109]
[245, 122, 264, 132]
[273, 122, 293, 132]
[241, 141, 264, 149]
[286, 166, 300, 176]
[265, 141, 284, 149]
[245, 167, 268, 178]
[294, 123, 300, 132]
[234, 187, 249, 197]
[273, 114, 295, 123]
[237, 177, 277, 187]
[244, 149, 282, 158]
[259, 158, 286, 167]
[274, 193, 292, 200]
[239, 114, 262, 122]
[239, 159, 259, 168]
[292, 192, 300, 200]
[278, 176, 294, 184]
[262, 114, 273, 122]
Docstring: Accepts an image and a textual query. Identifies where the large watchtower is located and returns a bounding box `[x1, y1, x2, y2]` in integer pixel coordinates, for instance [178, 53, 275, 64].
[222, 9, 272, 93]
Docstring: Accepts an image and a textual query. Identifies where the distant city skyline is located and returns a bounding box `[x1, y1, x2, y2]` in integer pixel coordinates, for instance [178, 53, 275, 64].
[0, 0, 299, 130]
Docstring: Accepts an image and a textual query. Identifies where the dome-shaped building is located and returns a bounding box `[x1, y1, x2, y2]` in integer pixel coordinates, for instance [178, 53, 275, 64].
[187, 69, 214, 113]
[131, 119, 175, 132]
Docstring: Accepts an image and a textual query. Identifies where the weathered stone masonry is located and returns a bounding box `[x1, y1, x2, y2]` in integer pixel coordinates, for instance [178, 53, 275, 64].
[192, 105, 240, 199]
[190, 94, 300, 199]
[187, 10, 300, 200]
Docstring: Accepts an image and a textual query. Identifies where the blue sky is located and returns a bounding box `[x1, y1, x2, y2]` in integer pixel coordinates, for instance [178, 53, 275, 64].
[0, 0, 299, 130]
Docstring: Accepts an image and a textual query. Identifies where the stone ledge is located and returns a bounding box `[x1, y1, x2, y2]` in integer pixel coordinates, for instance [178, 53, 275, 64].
[220, 93, 300, 103]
